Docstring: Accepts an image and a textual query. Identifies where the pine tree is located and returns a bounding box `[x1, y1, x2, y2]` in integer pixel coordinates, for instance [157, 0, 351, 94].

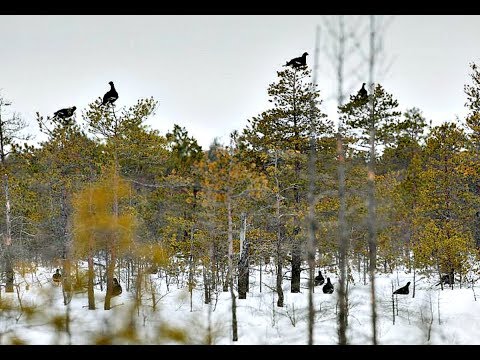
[240, 66, 331, 294]
[413, 123, 476, 282]
[34, 109, 101, 304]
[464, 62, 480, 249]
[382, 108, 428, 281]
[84, 97, 157, 310]
[340, 83, 401, 344]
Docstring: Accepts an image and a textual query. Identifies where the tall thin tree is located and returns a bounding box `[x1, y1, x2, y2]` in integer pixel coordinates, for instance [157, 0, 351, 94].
[307, 25, 321, 345]
[0, 97, 30, 293]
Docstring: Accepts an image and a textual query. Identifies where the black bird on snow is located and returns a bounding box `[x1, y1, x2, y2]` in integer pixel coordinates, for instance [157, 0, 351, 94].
[52, 269, 62, 283]
[393, 281, 410, 295]
[112, 277, 122, 297]
[284, 52, 308, 69]
[436, 270, 454, 286]
[357, 83, 368, 100]
[101, 81, 119, 106]
[53, 106, 76, 119]
[322, 277, 334, 294]
[314, 270, 325, 286]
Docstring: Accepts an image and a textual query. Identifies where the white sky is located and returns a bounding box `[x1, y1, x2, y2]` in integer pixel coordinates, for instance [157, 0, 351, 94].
[0, 15, 479, 149]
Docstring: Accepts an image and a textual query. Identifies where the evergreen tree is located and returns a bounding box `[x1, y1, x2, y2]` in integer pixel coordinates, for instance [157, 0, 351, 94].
[413, 123, 476, 282]
[240, 66, 332, 294]
[83, 96, 158, 309]
[464, 62, 480, 248]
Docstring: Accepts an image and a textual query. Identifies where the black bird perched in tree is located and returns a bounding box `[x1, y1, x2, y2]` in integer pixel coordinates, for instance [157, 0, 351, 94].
[322, 277, 334, 294]
[53, 106, 76, 119]
[112, 277, 122, 297]
[52, 269, 62, 283]
[357, 83, 368, 101]
[393, 281, 410, 295]
[101, 81, 119, 106]
[284, 52, 309, 69]
[314, 270, 325, 286]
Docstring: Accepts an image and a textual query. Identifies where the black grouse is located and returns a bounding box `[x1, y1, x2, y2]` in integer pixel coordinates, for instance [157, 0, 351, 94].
[284, 52, 308, 69]
[393, 281, 410, 295]
[322, 277, 334, 294]
[112, 277, 122, 297]
[357, 83, 368, 100]
[52, 269, 62, 283]
[314, 270, 325, 286]
[53, 106, 76, 119]
[436, 270, 454, 286]
[101, 81, 119, 106]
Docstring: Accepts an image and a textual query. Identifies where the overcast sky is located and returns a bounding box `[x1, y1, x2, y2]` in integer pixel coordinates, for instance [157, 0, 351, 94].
[0, 15, 479, 149]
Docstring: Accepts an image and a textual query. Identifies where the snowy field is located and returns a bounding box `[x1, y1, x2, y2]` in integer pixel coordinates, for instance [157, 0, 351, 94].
[0, 263, 479, 345]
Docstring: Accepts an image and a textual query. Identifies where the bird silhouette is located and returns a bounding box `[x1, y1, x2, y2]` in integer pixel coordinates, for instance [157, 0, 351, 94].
[436, 270, 454, 286]
[393, 281, 410, 295]
[52, 269, 62, 283]
[284, 52, 308, 69]
[101, 81, 119, 106]
[112, 277, 122, 297]
[314, 270, 325, 286]
[53, 106, 76, 119]
[322, 277, 334, 294]
[357, 83, 368, 101]
[147, 265, 158, 274]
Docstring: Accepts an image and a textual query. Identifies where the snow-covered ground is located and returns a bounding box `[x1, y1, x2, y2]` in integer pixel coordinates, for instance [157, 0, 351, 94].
[0, 264, 478, 344]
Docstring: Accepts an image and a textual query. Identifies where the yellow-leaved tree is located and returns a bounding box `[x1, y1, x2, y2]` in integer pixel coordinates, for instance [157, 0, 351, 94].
[72, 165, 137, 310]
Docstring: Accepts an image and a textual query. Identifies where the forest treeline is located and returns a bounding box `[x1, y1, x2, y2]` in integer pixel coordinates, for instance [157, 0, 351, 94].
[0, 61, 480, 340]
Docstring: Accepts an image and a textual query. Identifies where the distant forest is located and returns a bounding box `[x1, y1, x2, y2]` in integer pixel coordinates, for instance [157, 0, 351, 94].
[1, 50, 480, 344]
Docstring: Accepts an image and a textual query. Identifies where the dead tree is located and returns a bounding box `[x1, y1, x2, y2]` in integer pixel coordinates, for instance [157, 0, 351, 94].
[321, 15, 367, 344]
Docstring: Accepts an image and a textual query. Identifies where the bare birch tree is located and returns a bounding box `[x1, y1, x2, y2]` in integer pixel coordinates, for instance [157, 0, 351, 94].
[0, 96, 30, 293]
